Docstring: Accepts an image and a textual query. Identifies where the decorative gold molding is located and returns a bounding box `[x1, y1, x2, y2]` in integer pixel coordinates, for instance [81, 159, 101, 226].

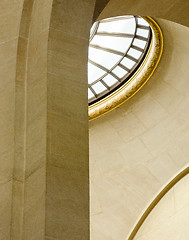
[89, 17, 163, 121]
[127, 166, 189, 240]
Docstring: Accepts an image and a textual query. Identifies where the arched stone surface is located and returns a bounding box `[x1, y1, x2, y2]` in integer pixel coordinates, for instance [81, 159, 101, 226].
[98, 0, 189, 28]
[90, 19, 189, 240]
[128, 166, 189, 239]
[0, 0, 24, 239]
[12, 0, 53, 239]
[134, 171, 189, 240]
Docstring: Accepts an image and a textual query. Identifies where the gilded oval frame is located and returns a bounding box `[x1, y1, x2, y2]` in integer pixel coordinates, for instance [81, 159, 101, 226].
[88, 17, 163, 121]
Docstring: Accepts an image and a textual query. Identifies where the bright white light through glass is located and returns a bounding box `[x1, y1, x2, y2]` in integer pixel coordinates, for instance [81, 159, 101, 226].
[89, 47, 121, 70]
[112, 66, 127, 78]
[133, 39, 146, 48]
[88, 88, 94, 99]
[98, 17, 136, 34]
[136, 28, 149, 38]
[138, 18, 149, 26]
[121, 57, 135, 69]
[92, 35, 132, 53]
[88, 62, 106, 84]
[127, 48, 142, 59]
[103, 75, 118, 87]
[88, 16, 151, 104]
[92, 82, 107, 94]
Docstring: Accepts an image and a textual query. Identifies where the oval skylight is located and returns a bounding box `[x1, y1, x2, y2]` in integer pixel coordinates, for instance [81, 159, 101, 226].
[88, 16, 151, 105]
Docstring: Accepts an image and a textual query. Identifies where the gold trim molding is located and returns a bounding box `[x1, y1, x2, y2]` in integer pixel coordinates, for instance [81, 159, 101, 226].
[89, 17, 163, 121]
[127, 165, 189, 240]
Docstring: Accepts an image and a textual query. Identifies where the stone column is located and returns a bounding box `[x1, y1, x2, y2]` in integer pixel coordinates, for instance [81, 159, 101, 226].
[0, 0, 24, 239]
[46, 0, 96, 239]
[11, 0, 53, 239]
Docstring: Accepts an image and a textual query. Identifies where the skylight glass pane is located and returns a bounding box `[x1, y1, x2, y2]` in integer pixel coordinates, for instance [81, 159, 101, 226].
[90, 22, 98, 35]
[91, 35, 132, 53]
[127, 48, 142, 60]
[88, 88, 94, 99]
[136, 29, 149, 38]
[112, 66, 127, 78]
[98, 17, 136, 34]
[103, 74, 118, 87]
[133, 39, 146, 48]
[89, 47, 121, 70]
[121, 57, 136, 69]
[137, 18, 149, 27]
[92, 82, 107, 94]
[88, 62, 106, 84]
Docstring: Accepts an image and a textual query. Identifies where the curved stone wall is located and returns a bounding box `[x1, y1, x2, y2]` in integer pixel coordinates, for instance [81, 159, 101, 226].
[134, 171, 189, 240]
[90, 19, 189, 240]
[12, 0, 53, 239]
[98, 0, 189, 27]
[0, 0, 25, 238]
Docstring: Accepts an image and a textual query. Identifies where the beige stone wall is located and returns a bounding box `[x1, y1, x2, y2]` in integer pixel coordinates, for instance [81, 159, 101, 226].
[12, 0, 53, 239]
[46, 0, 95, 239]
[0, 1, 24, 239]
[134, 173, 189, 240]
[90, 19, 189, 240]
[98, 0, 189, 27]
